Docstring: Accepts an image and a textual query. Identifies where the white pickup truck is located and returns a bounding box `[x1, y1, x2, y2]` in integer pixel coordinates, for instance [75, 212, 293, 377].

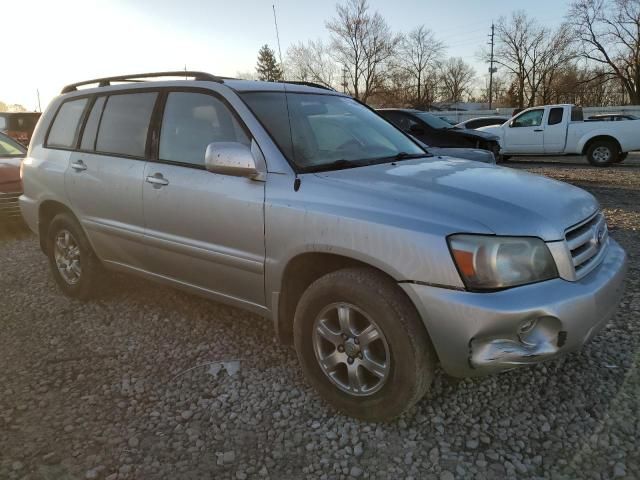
[479, 104, 640, 166]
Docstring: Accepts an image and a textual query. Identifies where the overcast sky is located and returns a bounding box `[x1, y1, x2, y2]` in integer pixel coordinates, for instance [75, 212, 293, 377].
[2, 0, 568, 110]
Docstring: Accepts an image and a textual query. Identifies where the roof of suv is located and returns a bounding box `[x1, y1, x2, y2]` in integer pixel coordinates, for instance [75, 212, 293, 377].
[60, 71, 341, 97]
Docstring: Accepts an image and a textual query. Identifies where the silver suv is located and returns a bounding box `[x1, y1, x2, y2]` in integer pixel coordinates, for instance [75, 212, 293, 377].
[20, 72, 628, 420]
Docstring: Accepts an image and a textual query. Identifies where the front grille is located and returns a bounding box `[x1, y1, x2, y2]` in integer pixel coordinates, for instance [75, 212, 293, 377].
[0, 192, 23, 220]
[565, 211, 608, 278]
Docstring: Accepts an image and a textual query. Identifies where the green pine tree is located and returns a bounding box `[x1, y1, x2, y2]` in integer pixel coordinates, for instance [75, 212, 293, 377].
[256, 44, 283, 82]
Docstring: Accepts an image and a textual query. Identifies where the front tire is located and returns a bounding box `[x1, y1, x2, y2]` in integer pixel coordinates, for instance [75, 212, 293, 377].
[586, 140, 618, 166]
[614, 152, 628, 163]
[46, 213, 102, 299]
[293, 267, 436, 421]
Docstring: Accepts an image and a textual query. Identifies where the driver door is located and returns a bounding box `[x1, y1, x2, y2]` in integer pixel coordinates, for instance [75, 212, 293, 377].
[503, 109, 545, 154]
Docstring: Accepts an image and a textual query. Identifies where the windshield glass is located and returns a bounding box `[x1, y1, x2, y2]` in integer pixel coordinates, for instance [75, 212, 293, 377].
[413, 112, 454, 129]
[0, 133, 27, 156]
[239, 92, 425, 172]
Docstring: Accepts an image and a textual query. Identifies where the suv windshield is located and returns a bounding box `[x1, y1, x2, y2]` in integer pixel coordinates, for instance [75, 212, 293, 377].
[413, 112, 454, 130]
[240, 92, 425, 172]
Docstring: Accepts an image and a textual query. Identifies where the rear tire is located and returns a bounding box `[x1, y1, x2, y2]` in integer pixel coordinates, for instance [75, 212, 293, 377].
[293, 267, 436, 421]
[46, 213, 102, 299]
[586, 140, 618, 166]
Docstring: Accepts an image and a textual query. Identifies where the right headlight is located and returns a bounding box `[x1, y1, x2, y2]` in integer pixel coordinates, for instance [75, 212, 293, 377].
[448, 234, 558, 291]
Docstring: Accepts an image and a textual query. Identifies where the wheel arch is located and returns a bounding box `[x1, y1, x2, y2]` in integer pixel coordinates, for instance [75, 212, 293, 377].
[581, 135, 622, 155]
[274, 251, 418, 345]
[37, 200, 78, 254]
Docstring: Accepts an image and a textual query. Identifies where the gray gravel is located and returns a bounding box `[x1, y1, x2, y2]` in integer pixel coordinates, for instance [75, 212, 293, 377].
[1, 161, 639, 480]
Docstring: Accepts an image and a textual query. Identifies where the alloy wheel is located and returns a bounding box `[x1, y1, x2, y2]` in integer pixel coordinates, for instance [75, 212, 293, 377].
[312, 303, 391, 396]
[53, 229, 82, 285]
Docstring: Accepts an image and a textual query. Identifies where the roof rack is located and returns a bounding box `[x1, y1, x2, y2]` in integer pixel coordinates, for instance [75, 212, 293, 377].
[281, 81, 336, 92]
[61, 71, 224, 94]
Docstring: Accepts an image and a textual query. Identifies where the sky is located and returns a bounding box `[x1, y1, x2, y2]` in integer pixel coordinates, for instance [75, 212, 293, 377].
[2, 0, 569, 110]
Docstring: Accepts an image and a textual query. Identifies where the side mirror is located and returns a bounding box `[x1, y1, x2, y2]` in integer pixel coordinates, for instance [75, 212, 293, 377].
[409, 124, 424, 134]
[204, 142, 259, 178]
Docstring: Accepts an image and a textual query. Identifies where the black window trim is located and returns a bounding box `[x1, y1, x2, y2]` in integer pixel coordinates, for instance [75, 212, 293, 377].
[44, 89, 163, 161]
[148, 87, 253, 171]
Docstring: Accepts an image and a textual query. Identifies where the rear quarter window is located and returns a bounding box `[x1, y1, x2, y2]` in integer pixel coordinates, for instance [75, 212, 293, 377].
[46, 98, 88, 148]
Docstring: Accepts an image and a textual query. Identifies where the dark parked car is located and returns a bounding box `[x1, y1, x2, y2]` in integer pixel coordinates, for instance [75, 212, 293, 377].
[0, 132, 26, 222]
[586, 114, 639, 122]
[0, 112, 42, 146]
[455, 116, 510, 130]
[378, 109, 501, 159]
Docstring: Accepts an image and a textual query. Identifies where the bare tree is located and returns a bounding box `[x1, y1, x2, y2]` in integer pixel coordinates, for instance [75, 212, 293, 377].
[493, 12, 542, 108]
[397, 26, 445, 108]
[286, 40, 338, 88]
[569, 0, 640, 104]
[524, 24, 575, 106]
[491, 11, 575, 108]
[440, 58, 476, 103]
[326, 0, 399, 102]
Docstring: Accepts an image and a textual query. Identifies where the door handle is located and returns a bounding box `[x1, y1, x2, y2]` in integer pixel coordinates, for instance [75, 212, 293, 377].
[146, 173, 169, 187]
[534, 129, 544, 132]
[70, 160, 87, 171]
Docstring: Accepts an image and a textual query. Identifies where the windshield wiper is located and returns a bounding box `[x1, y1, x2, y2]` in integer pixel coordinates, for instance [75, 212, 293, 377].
[392, 151, 433, 160]
[299, 159, 369, 173]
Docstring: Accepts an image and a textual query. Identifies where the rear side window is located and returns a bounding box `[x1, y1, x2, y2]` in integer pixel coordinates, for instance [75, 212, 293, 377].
[571, 107, 584, 122]
[159, 92, 249, 167]
[96, 92, 157, 158]
[80, 96, 106, 151]
[548, 108, 564, 126]
[47, 98, 88, 148]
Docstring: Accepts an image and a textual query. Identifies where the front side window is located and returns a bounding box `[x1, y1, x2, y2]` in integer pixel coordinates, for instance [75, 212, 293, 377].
[159, 92, 249, 167]
[240, 92, 424, 172]
[511, 109, 544, 128]
[96, 92, 157, 157]
[548, 107, 564, 126]
[47, 98, 88, 148]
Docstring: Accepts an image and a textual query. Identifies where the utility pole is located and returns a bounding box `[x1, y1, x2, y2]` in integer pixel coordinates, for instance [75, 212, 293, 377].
[488, 23, 496, 110]
[342, 66, 348, 93]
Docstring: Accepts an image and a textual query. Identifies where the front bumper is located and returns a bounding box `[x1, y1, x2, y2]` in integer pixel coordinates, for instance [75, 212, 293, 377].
[401, 239, 628, 377]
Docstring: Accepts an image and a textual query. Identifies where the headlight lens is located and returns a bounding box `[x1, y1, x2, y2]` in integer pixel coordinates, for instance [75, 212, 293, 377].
[448, 235, 558, 291]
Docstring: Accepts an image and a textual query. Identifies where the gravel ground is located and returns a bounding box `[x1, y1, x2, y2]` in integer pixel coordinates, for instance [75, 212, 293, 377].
[1, 159, 638, 480]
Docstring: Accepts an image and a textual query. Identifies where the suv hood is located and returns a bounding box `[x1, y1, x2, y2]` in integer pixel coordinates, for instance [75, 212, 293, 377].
[313, 157, 597, 241]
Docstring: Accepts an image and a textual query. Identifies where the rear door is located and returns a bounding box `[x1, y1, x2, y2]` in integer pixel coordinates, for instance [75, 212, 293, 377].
[142, 89, 266, 307]
[65, 91, 157, 268]
[543, 107, 567, 153]
[503, 108, 545, 153]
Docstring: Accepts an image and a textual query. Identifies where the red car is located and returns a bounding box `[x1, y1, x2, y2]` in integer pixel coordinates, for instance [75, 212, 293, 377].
[0, 132, 26, 222]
